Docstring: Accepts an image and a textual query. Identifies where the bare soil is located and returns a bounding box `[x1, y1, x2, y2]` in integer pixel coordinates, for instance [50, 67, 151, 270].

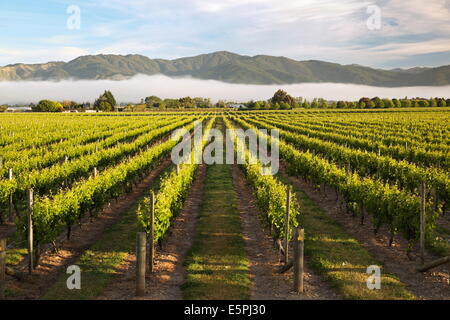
[5, 158, 172, 300]
[280, 161, 450, 300]
[97, 164, 207, 300]
[232, 164, 341, 300]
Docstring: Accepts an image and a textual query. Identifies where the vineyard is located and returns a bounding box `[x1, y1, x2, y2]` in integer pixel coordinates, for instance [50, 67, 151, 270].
[0, 108, 449, 300]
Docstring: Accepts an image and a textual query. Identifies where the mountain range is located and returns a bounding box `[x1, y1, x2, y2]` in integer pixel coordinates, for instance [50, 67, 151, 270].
[1, 51, 449, 87]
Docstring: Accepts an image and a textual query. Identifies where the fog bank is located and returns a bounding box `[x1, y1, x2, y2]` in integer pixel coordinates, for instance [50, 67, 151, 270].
[1, 74, 449, 104]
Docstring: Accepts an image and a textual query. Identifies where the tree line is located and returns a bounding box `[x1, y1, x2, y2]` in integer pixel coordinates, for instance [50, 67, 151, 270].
[2, 89, 449, 112]
[244, 89, 450, 110]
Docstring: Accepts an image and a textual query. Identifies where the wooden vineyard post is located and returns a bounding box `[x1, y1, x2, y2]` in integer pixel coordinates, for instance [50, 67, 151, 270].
[293, 228, 304, 293]
[27, 189, 34, 274]
[93, 167, 98, 178]
[0, 238, 6, 300]
[64, 157, 69, 187]
[420, 181, 426, 264]
[176, 164, 180, 174]
[432, 187, 438, 213]
[8, 169, 13, 221]
[149, 192, 155, 273]
[284, 188, 291, 264]
[136, 232, 146, 296]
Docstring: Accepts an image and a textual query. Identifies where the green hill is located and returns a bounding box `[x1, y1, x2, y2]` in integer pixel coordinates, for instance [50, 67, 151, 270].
[0, 51, 449, 87]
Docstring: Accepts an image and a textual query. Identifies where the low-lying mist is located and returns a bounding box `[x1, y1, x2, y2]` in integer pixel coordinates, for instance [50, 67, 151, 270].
[1, 74, 449, 104]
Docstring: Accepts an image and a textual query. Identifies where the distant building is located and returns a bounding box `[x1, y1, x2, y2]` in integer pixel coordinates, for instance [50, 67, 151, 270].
[114, 105, 126, 112]
[228, 104, 247, 109]
[5, 106, 32, 113]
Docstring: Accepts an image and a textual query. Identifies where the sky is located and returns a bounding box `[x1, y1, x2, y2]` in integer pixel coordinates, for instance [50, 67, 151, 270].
[1, 0, 450, 68]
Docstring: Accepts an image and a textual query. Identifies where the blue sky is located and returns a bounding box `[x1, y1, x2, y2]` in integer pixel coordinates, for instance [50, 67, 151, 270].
[1, 0, 450, 68]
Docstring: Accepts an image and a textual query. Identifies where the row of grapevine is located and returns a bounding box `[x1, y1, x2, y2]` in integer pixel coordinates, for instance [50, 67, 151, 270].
[19, 119, 200, 259]
[252, 116, 449, 169]
[0, 115, 132, 151]
[137, 117, 215, 241]
[243, 117, 450, 208]
[0, 117, 196, 212]
[233, 116, 437, 246]
[257, 113, 449, 154]
[222, 116, 299, 240]
[0, 116, 177, 178]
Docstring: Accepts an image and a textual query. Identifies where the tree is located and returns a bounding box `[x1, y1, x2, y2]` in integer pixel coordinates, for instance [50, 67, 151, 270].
[302, 101, 311, 109]
[94, 90, 116, 111]
[62, 100, 78, 110]
[367, 100, 376, 108]
[36, 100, 64, 112]
[429, 98, 438, 107]
[246, 100, 256, 109]
[193, 97, 211, 108]
[215, 100, 226, 108]
[318, 98, 327, 108]
[94, 96, 112, 111]
[359, 97, 371, 106]
[161, 99, 177, 109]
[401, 99, 412, 108]
[383, 99, 395, 108]
[419, 100, 429, 107]
[270, 89, 295, 107]
[371, 97, 384, 108]
[311, 99, 319, 108]
[104, 90, 116, 108]
[98, 100, 113, 111]
[262, 101, 271, 109]
[392, 99, 401, 108]
[291, 101, 301, 108]
[280, 102, 290, 109]
[337, 101, 348, 108]
[145, 96, 162, 108]
[439, 99, 447, 107]
[179, 97, 195, 108]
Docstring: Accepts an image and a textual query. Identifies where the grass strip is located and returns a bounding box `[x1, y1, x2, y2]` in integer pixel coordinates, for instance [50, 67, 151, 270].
[182, 162, 250, 300]
[278, 172, 415, 300]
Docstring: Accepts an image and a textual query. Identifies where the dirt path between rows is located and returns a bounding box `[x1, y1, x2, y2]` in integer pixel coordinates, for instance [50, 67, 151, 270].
[279, 162, 450, 300]
[232, 165, 341, 300]
[97, 164, 207, 300]
[6, 158, 172, 300]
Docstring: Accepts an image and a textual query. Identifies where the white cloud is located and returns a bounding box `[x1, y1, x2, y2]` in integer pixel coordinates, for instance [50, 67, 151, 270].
[1, 74, 449, 104]
[91, 25, 115, 37]
[0, 47, 89, 65]
[2, 0, 450, 67]
[380, 0, 450, 36]
[366, 39, 450, 56]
